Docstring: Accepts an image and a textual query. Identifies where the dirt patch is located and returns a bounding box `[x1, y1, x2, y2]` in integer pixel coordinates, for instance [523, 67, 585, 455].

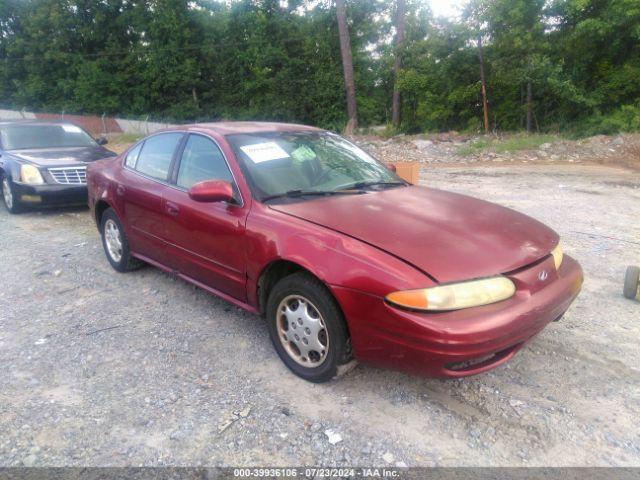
[353, 132, 640, 172]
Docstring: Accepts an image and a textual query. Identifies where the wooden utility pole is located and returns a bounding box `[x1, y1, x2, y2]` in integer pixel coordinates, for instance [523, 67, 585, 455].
[477, 35, 490, 133]
[336, 0, 358, 135]
[391, 0, 406, 129]
[526, 81, 533, 133]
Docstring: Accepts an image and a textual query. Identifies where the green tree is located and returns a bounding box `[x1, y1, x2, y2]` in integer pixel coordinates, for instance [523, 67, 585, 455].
[1, 0, 639, 135]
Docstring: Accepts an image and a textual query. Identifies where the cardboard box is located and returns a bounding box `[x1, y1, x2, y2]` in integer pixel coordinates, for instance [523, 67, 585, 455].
[389, 162, 421, 184]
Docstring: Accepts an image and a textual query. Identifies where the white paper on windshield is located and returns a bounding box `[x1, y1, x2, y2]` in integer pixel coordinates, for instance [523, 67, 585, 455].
[62, 125, 83, 133]
[240, 142, 290, 163]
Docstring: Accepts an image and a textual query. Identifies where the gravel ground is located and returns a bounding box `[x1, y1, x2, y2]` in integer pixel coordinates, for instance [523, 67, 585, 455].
[0, 163, 639, 467]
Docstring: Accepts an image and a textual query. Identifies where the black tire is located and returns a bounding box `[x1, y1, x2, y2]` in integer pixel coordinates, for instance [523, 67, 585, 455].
[623, 266, 640, 300]
[99, 208, 142, 272]
[1, 173, 24, 214]
[266, 272, 353, 383]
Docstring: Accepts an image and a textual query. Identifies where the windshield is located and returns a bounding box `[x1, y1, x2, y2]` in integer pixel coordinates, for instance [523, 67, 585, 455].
[227, 131, 402, 201]
[0, 124, 98, 150]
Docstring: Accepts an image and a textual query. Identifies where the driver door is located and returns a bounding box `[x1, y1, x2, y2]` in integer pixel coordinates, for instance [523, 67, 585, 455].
[161, 134, 249, 301]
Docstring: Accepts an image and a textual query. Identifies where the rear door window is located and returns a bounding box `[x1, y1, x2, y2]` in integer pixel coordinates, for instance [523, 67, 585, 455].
[135, 133, 183, 181]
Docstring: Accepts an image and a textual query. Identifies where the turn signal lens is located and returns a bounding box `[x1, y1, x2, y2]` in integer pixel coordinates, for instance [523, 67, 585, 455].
[20, 164, 44, 185]
[386, 276, 516, 312]
[551, 242, 563, 270]
[386, 289, 430, 310]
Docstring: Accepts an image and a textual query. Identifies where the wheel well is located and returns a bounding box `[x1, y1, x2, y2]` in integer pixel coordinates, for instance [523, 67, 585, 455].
[257, 260, 312, 317]
[257, 260, 352, 354]
[94, 200, 111, 230]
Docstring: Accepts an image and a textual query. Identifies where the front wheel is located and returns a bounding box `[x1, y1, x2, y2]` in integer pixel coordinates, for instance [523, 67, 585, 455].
[100, 208, 142, 272]
[266, 272, 354, 383]
[1, 174, 23, 214]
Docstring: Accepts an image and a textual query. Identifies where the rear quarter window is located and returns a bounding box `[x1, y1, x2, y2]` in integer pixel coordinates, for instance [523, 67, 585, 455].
[125, 143, 143, 168]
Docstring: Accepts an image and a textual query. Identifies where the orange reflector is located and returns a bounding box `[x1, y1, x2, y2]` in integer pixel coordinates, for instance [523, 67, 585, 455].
[385, 289, 429, 310]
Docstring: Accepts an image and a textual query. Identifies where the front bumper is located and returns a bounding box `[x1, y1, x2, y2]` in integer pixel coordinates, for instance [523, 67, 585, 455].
[332, 254, 583, 378]
[12, 182, 88, 207]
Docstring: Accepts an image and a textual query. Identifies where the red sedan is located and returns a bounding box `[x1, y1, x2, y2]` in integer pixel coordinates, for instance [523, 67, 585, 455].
[87, 122, 583, 382]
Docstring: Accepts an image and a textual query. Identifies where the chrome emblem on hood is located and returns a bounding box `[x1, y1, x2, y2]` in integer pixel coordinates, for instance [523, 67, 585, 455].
[538, 270, 549, 281]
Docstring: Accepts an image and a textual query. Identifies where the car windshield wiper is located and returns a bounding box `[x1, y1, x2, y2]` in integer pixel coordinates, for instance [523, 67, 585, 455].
[341, 180, 407, 191]
[261, 189, 365, 203]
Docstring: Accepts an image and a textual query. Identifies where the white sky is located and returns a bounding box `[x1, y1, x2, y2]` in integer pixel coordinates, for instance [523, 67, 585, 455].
[429, 0, 467, 19]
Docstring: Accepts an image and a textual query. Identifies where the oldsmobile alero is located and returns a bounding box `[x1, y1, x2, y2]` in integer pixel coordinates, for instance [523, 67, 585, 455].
[87, 122, 583, 382]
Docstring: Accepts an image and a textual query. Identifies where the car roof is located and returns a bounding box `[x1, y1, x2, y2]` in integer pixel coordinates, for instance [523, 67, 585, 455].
[181, 121, 324, 136]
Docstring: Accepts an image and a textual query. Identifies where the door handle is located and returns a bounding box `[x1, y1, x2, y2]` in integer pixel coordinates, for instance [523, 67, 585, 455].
[116, 184, 125, 196]
[165, 201, 180, 216]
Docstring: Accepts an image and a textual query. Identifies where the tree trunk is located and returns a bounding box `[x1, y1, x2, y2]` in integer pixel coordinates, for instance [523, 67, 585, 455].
[192, 87, 199, 107]
[477, 35, 490, 134]
[520, 84, 525, 129]
[391, 0, 406, 129]
[336, 0, 358, 135]
[526, 81, 533, 133]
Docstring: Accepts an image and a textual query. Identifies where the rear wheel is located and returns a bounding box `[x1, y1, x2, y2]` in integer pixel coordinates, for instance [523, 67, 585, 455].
[266, 272, 354, 383]
[1, 174, 23, 214]
[623, 266, 639, 300]
[100, 208, 142, 272]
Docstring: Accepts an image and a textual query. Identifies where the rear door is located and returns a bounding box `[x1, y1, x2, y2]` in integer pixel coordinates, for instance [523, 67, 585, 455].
[160, 133, 249, 301]
[120, 132, 184, 265]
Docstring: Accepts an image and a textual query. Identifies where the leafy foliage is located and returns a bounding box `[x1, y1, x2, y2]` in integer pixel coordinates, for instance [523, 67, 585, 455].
[0, 0, 639, 134]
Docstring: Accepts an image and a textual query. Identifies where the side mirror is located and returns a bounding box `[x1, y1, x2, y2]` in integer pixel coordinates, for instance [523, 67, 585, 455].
[96, 137, 108, 146]
[386, 163, 397, 172]
[188, 180, 235, 203]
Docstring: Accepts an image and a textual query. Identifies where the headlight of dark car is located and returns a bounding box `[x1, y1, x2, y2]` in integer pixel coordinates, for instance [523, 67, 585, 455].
[19, 164, 45, 185]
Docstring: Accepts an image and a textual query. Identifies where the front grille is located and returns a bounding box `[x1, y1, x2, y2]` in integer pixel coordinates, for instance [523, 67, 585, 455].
[48, 167, 87, 185]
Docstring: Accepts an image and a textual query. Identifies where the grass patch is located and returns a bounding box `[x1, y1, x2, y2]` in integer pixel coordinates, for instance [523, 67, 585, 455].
[493, 134, 557, 153]
[457, 137, 493, 156]
[106, 132, 144, 154]
[108, 132, 143, 144]
[457, 133, 559, 156]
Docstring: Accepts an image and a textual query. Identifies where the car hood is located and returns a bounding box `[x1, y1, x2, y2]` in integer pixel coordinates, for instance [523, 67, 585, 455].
[269, 186, 559, 283]
[8, 146, 116, 167]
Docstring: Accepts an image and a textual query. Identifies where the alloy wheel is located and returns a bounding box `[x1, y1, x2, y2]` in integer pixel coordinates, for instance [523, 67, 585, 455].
[104, 219, 123, 262]
[277, 295, 329, 366]
[2, 178, 13, 210]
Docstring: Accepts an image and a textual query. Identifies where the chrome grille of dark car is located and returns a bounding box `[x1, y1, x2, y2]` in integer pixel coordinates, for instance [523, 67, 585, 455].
[48, 167, 87, 185]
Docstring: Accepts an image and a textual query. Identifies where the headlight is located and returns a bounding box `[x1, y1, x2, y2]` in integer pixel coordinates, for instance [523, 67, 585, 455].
[551, 242, 563, 270]
[20, 164, 44, 185]
[386, 276, 516, 312]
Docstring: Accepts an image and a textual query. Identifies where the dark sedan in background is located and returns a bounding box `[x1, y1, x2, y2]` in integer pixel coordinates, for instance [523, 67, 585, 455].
[0, 121, 116, 213]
